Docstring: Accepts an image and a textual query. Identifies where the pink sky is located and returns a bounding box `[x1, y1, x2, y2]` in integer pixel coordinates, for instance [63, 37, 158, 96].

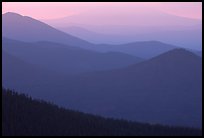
[2, 2, 202, 20]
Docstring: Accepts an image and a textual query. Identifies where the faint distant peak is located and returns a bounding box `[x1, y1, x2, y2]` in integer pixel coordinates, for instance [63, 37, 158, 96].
[124, 40, 175, 46]
[140, 40, 169, 45]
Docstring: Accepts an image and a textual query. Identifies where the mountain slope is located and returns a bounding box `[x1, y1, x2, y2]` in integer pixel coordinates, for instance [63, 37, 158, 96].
[57, 26, 202, 51]
[194, 51, 202, 57]
[2, 37, 142, 75]
[11, 49, 202, 128]
[2, 12, 92, 49]
[95, 41, 178, 58]
[2, 88, 201, 136]
[69, 49, 202, 128]
[3, 12, 183, 58]
[2, 50, 66, 91]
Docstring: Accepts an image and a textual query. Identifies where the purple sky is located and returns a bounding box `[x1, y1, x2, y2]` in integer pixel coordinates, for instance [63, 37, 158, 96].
[2, 2, 202, 20]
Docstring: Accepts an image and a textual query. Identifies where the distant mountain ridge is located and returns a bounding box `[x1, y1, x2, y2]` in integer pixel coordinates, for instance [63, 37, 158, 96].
[55, 49, 202, 128]
[2, 12, 193, 59]
[56, 26, 202, 51]
[95, 41, 178, 58]
[3, 49, 202, 128]
[2, 12, 202, 129]
[2, 37, 142, 75]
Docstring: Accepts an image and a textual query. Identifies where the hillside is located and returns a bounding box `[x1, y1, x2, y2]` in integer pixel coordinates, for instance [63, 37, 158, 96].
[4, 49, 202, 128]
[2, 38, 142, 75]
[2, 50, 65, 89]
[2, 12, 92, 49]
[3, 12, 183, 59]
[2, 88, 201, 136]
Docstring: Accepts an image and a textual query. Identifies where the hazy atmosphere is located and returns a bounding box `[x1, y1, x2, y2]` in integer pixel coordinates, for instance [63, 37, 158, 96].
[2, 2, 202, 136]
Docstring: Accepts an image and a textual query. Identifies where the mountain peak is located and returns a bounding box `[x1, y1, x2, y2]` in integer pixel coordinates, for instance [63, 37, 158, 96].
[127, 48, 201, 72]
[142, 48, 202, 69]
[157, 48, 199, 59]
[3, 12, 37, 22]
[3, 12, 23, 18]
[2, 12, 92, 48]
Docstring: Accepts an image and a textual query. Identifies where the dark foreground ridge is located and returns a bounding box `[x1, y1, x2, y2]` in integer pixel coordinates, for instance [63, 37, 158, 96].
[2, 88, 202, 136]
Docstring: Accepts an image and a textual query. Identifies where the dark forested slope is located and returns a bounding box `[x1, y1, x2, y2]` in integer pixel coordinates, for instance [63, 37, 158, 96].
[2, 88, 201, 136]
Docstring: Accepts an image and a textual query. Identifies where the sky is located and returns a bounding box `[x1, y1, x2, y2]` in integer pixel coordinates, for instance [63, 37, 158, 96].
[2, 2, 202, 20]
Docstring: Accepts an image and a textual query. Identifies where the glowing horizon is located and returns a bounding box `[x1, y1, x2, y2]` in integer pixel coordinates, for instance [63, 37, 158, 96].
[2, 2, 202, 20]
